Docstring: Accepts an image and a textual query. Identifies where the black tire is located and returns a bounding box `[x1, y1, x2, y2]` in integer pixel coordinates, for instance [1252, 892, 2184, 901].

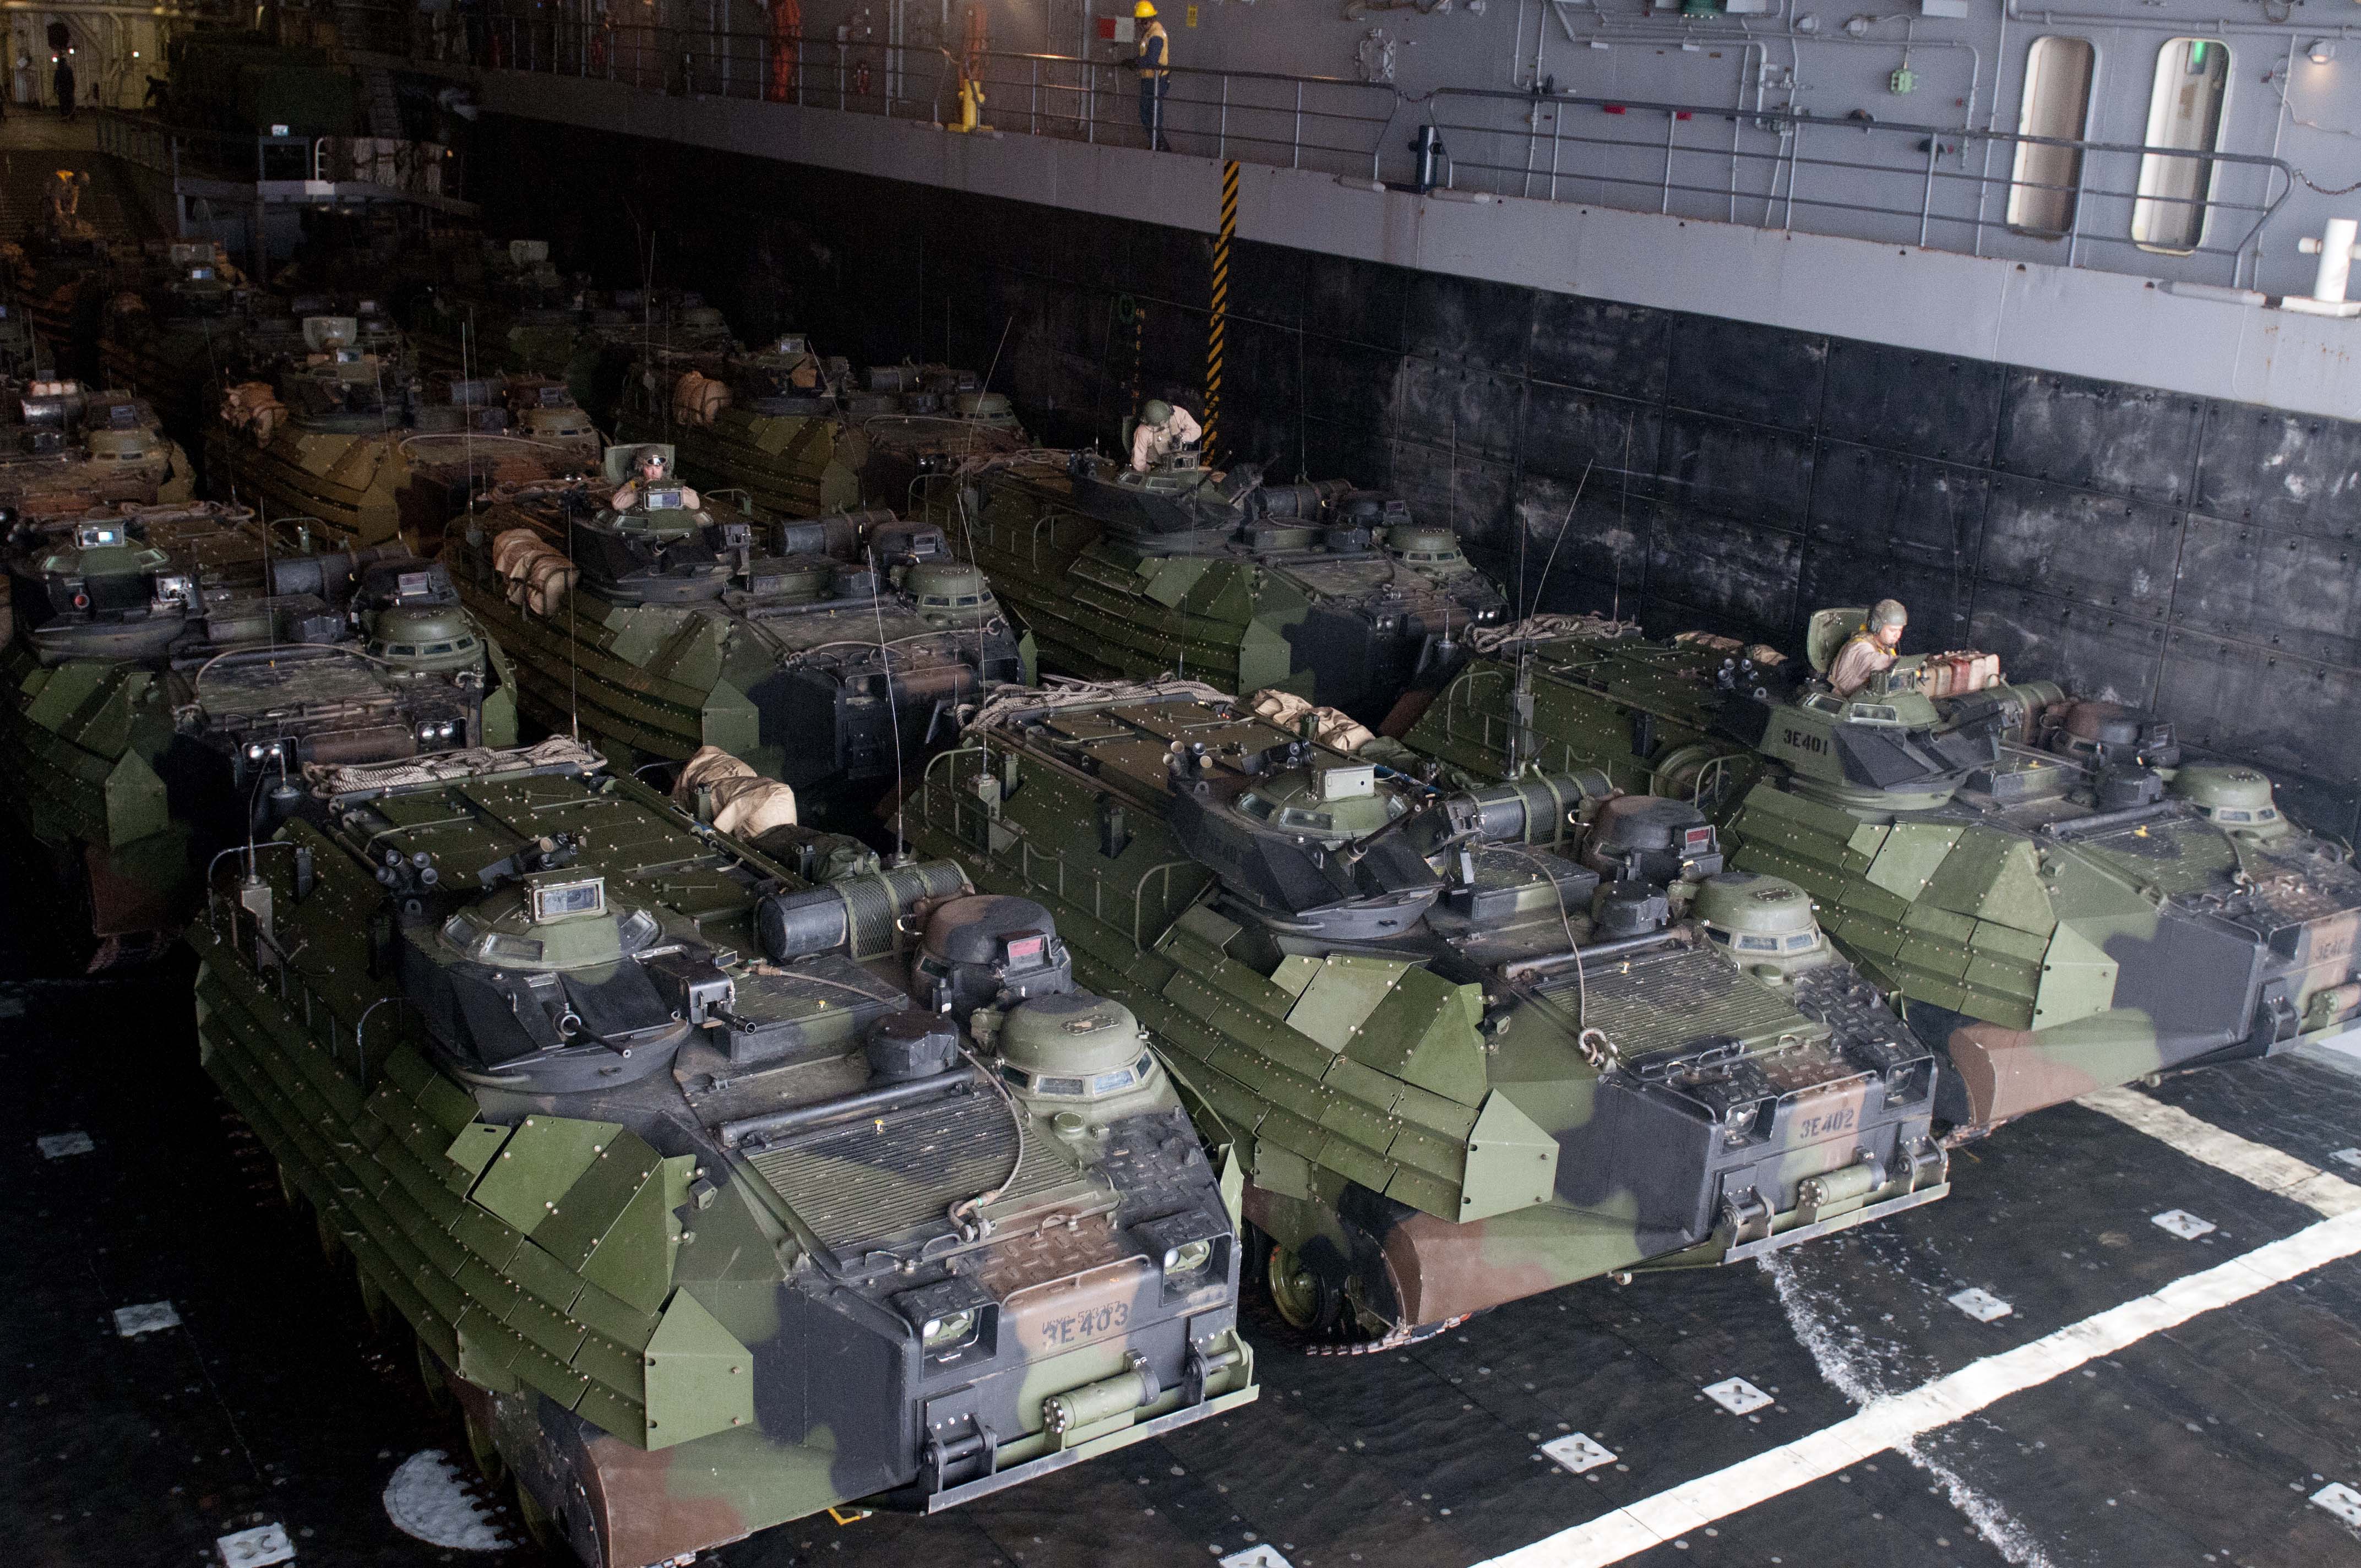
[512, 1476, 561, 1557]
[414, 1333, 456, 1418]
[463, 1408, 508, 1488]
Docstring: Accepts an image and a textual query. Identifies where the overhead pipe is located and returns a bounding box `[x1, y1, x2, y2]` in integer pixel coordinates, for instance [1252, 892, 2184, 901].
[2003, 0, 2361, 37]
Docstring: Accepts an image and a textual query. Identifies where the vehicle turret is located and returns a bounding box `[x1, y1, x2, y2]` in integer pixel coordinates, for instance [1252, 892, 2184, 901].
[8, 515, 197, 661]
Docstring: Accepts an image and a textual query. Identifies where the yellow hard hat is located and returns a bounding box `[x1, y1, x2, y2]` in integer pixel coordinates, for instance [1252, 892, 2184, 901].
[1133, 1, 1156, 16]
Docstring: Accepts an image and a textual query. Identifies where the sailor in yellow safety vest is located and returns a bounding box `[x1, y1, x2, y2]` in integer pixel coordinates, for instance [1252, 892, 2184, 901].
[1125, 0, 1171, 151]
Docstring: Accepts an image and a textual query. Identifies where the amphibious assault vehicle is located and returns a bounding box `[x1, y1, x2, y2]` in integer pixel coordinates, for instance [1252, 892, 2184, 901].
[0, 503, 514, 951]
[617, 334, 1026, 521]
[0, 381, 196, 517]
[1395, 609, 2361, 1135]
[447, 442, 1029, 818]
[950, 446, 1509, 724]
[905, 680, 1948, 1340]
[3, 175, 123, 382]
[100, 242, 257, 442]
[410, 240, 600, 398]
[209, 316, 600, 548]
[192, 737, 1256, 1564]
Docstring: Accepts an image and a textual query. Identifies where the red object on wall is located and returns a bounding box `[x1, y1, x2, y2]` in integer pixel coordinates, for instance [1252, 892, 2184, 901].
[768, 0, 801, 104]
[1096, 16, 1117, 39]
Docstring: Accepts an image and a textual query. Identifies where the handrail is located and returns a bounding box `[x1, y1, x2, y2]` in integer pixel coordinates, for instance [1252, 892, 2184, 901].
[94, 106, 463, 205]
[320, 6, 2310, 289]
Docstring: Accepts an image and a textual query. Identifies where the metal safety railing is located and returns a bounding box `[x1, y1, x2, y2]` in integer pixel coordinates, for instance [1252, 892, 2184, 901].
[95, 107, 463, 204]
[95, 108, 314, 187]
[1416, 84, 2291, 282]
[330, 8, 2301, 288]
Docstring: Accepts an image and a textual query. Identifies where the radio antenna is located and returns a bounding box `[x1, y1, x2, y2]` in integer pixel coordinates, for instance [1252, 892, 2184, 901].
[1613, 412, 1633, 624]
[871, 545, 909, 863]
[567, 504, 580, 740]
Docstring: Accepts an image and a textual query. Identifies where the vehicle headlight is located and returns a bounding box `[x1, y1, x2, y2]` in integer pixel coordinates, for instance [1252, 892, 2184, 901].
[246, 743, 265, 760]
[921, 1309, 977, 1351]
[1162, 1239, 1213, 1275]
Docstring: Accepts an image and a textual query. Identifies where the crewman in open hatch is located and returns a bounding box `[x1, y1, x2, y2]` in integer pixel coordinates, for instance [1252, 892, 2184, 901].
[1826, 597, 1907, 699]
[1128, 397, 1200, 472]
[608, 441, 702, 515]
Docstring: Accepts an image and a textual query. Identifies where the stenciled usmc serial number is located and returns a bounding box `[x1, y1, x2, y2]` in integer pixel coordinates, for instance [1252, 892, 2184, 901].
[1793, 1104, 1858, 1140]
[1031, 1299, 1131, 1349]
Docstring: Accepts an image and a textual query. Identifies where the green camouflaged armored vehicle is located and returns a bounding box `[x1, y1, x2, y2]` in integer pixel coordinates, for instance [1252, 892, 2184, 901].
[617, 334, 1026, 522]
[209, 316, 600, 549]
[99, 243, 255, 443]
[904, 679, 1947, 1340]
[409, 240, 637, 419]
[950, 447, 1509, 726]
[192, 736, 1255, 1564]
[0, 503, 515, 956]
[4, 188, 121, 382]
[446, 442, 1029, 821]
[1396, 609, 2361, 1136]
[0, 381, 195, 519]
[411, 240, 578, 378]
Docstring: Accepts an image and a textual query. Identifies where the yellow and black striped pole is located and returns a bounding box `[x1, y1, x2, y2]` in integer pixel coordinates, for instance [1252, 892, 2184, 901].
[1205, 159, 1238, 464]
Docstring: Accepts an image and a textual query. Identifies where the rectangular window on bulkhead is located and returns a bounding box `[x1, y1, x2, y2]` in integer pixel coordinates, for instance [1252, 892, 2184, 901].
[2132, 37, 2231, 253]
[2007, 36, 2096, 236]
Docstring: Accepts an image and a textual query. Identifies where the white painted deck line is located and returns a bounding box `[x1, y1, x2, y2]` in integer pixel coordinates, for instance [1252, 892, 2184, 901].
[1477, 1093, 2361, 1568]
[1482, 1208, 2361, 1567]
[2077, 1086, 2361, 1217]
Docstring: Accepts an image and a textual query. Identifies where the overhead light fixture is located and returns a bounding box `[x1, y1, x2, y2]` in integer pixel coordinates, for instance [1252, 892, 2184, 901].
[2309, 39, 2337, 64]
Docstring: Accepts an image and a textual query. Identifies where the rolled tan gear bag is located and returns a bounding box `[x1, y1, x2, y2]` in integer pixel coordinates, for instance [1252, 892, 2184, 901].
[1248, 687, 1377, 754]
[675, 744, 798, 835]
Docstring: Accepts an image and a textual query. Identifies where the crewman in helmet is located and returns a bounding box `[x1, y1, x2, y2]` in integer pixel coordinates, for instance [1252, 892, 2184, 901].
[1827, 598, 1907, 698]
[610, 445, 701, 513]
[1124, 0, 1172, 151]
[1129, 398, 1201, 472]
